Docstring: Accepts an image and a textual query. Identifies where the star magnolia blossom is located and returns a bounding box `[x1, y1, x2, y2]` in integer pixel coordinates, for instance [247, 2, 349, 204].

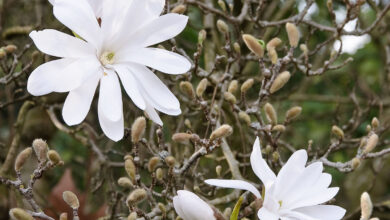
[173, 190, 216, 220]
[205, 137, 346, 220]
[28, 0, 191, 141]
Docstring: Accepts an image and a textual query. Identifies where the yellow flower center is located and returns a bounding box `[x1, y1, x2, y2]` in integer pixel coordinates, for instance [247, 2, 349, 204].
[100, 51, 115, 66]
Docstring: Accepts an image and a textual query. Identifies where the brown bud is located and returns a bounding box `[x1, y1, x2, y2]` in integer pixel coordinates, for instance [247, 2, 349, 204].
[332, 125, 344, 139]
[118, 177, 133, 188]
[266, 38, 282, 51]
[63, 191, 79, 209]
[272, 124, 286, 132]
[270, 71, 291, 94]
[285, 106, 302, 121]
[131, 117, 146, 143]
[15, 148, 32, 172]
[242, 34, 264, 58]
[59, 213, 68, 220]
[171, 4, 187, 14]
[238, 111, 251, 125]
[224, 92, 236, 104]
[172, 133, 193, 143]
[241, 78, 254, 93]
[180, 81, 195, 98]
[148, 157, 160, 172]
[210, 124, 233, 140]
[228, 80, 239, 93]
[128, 212, 137, 220]
[125, 156, 136, 182]
[5, 45, 17, 53]
[9, 208, 34, 220]
[217, 19, 229, 33]
[32, 139, 48, 162]
[127, 188, 147, 205]
[286, 23, 300, 47]
[264, 103, 277, 125]
[351, 158, 361, 170]
[363, 134, 378, 154]
[47, 150, 62, 165]
[361, 192, 373, 220]
[165, 156, 176, 167]
[196, 78, 208, 97]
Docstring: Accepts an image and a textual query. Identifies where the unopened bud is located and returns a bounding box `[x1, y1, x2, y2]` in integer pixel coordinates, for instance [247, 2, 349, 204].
[371, 117, 379, 129]
[63, 191, 79, 209]
[300, 44, 308, 56]
[233, 42, 241, 54]
[266, 38, 282, 51]
[127, 188, 147, 205]
[196, 78, 208, 97]
[5, 45, 17, 53]
[210, 124, 233, 140]
[268, 48, 278, 64]
[238, 111, 251, 125]
[332, 125, 344, 139]
[15, 148, 32, 172]
[218, 0, 227, 11]
[0, 49, 6, 59]
[184, 119, 192, 129]
[361, 192, 373, 220]
[158, 203, 167, 216]
[265, 145, 272, 154]
[228, 80, 239, 93]
[363, 134, 378, 154]
[125, 156, 136, 182]
[216, 165, 222, 176]
[217, 20, 229, 33]
[285, 106, 302, 121]
[128, 212, 137, 220]
[366, 125, 372, 133]
[223, 207, 232, 219]
[131, 117, 146, 143]
[59, 213, 68, 220]
[369, 218, 379, 220]
[156, 168, 163, 181]
[241, 78, 254, 93]
[172, 133, 193, 143]
[264, 103, 277, 125]
[47, 150, 62, 165]
[272, 124, 286, 132]
[148, 157, 160, 172]
[171, 4, 186, 14]
[286, 23, 299, 47]
[32, 139, 48, 162]
[180, 81, 195, 98]
[327, 0, 333, 11]
[224, 92, 236, 104]
[165, 156, 176, 167]
[270, 71, 291, 94]
[118, 177, 133, 188]
[272, 151, 280, 162]
[242, 34, 264, 58]
[198, 29, 207, 44]
[351, 158, 361, 170]
[9, 208, 34, 220]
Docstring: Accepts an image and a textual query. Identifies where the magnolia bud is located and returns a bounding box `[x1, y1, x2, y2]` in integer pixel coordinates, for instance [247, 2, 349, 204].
[59, 213, 68, 220]
[217, 20, 229, 33]
[369, 218, 379, 220]
[158, 203, 167, 216]
[148, 157, 160, 172]
[125, 156, 136, 182]
[270, 71, 291, 94]
[272, 124, 286, 132]
[228, 80, 239, 93]
[32, 139, 48, 162]
[127, 212, 137, 220]
[198, 29, 207, 44]
[196, 78, 208, 97]
[165, 156, 176, 167]
[172, 4, 186, 14]
[300, 44, 308, 56]
[266, 38, 282, 51]
[224, 92, 236, 104]
[9, 208, 34, 220]
[131, 117, 146, 143]
[360, 192, 373, 220]
[218, 0, 227, 11]
[264, 103, 277, 125]
[5, 45, 17, 53]
[47, 150, 62, 165]
[63, 191, 79, 209]
[118, 177, 133, 188]
[127, 188, 147, 205]
[15, 148, 32, 172]
[272, 151, 280, 162]
[216, 165, 222, 176]
[210, 124, 233, 140]
[223, 207, 232, 219]
[286, 23, 299, 47]
[238, 111, 251, 125]
[233, 42, 241, 54]
[351, 158, 361, 170]
[156, 168, 163, 181]
[332, 125, 344, 139]
[371, 117, 379, 129]
[363, 134, 378, 154]
[242, 34, 264, 58]
[172, 133, 193, 143]
[286, 106, 302, 121]
[180, 81, 195, 98]
[0, 49, 6, 59]
[268, 48, 278, 64]
[241, 78, 254, 93]
[184, 119, 192, 129]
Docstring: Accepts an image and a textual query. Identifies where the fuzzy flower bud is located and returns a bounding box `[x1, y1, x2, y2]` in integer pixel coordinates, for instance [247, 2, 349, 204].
[264, 103, 277, 125]
[285, 106, 302, 121]
[216, 165, 222, 176]
[128, 212, 137, 220]
[32, 139, 48, 162]
[118, 177, 133, 188]
[218, 0, 227, 11]
[360, 192, 373, 220]
[332, 125, 344, 139]
[172, 133, 193, 143]
[9, 208, 34, 220]
[59, 213, 68, 220]
[63, 191, 79, 209]
[224, 92, 236, 104]
[351, 158, 361, 170]
[233, 42, 241, 54]
[124, 156, 136, 182]
[0, 49, 6, 59]
[286, 23, 300, 47]
[217, 19, 229, 34]
[47, 150, 62, 165]
[148, 157, 160, 172]
[5, 45, 17, 53]
[371, 117, 379, 129]
[127, 188, 147, 205]
[156, 168, 163, 181]
[242, 34, 264, 58]
[272, 124, 286, 132]
[300, 44, 308, 56]
[270, 71, 291, 93]
[198, 29, 207, 44]
[15, 148, 32, 172]
[363, 134, 378, 154]
[165, 156, 176, 167]
[196, 78, 208, 97]
[228, 80, 239, 93]
[131, 117, 146, 143]
[180, 81, 195, 98]
[266, 38, 282, 51]
[171, 4, 187, 14]
[241, 78, 254, 93]
[238, 111, 251, 125]
[210, 124, 233, 140]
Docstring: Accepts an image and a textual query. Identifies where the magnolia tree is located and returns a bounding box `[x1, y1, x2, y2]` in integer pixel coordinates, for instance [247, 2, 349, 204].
[0, 0, 389, 219]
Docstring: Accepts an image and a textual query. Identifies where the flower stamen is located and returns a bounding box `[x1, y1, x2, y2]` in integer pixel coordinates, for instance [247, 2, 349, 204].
[100, 51, 115, 66]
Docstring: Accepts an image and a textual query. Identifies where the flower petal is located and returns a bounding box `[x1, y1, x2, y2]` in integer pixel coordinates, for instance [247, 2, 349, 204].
[257, 207, 279, 220]
[87, 0, 103, 18]
[205, 179, 261, 198]
[117, 48, 191, 74]
[112, 64, 146, 110]
[98, 92, 124, 142]
[53, 0, 101, 48]
[144, 101, 163, 126]
[30, 30, 95, 58]
[250, 137, 276, 189]
[288, 187, 340, 210]
[293, 205, 346, 220]
[173, 190, 216, 220]
[99, 70, 123, 122]
[100, 0, 131, 43]
[146, 0, 165, 17]
[62, 73, 100, 125]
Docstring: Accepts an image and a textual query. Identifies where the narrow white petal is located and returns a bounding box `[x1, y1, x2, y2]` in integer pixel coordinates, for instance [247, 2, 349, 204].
[30, 30, 95, 58]
[98, 92, 124, 142]
[100, 0, 131, 43]
[205, 179, 261, 198]
[113, 64, 146, 110]
[117, 48, 191, 74]
[144, 101, 163, 126]
[53, 0, 101, 48]
[87, 0, 104, 18]
[99, 70, 123, 122]
[293, 205, 346, 220]
[174, 190, 216, 220]
[288, 187, 340, 210]
[146, 0, 165, 17]
[257, 208, 279, 220]
[62, 73, 100, 125]
[250, 137, 276, 189]
[279, 210, 317, 220]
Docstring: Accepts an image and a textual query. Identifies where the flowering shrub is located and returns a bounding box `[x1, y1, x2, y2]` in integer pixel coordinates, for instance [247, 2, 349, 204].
[0, 0, 389, 219]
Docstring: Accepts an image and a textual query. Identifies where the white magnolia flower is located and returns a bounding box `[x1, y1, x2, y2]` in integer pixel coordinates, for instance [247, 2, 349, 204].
[29, 0, 191, 141]
[205, 137, 346, 220]
[173, 190, 216, 220]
